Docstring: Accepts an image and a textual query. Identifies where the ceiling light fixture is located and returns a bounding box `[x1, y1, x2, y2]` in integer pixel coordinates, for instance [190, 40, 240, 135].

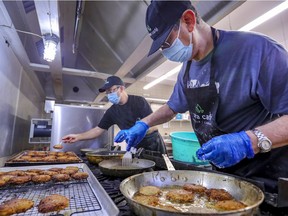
[143, 64, 182, 90]
[43, 33, 59, 62]
[239, 0, 288, 31]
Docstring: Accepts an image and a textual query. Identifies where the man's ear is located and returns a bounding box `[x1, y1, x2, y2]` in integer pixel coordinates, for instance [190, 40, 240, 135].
[181, 9, 196, 32]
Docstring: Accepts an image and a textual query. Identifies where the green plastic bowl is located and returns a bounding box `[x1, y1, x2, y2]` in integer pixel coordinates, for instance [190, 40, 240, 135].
[170, 131, 209, 165]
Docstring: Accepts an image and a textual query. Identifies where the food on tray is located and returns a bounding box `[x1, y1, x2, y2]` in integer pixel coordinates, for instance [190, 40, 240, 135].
[214, 200, 247, 211]
[31, 175, 52, 183]
[166, 189, 194, 203]
[52, 174, 71, 182]
[38, 194, 69, 213]
[8, 151, 81, 163]
[0, 179, 7, 187]
[42, 156, 57, 162]
[26, 169, 42, 173]
[60, 168, 78, 175]
[7, 170, 26, 176]
[40, 170, 59, 176]
[0, 166, 88, 188]
[0, 175, 15, 183]
[139, 186, 161, 196]
[48, 167, 63, 172]
[0, 198, 34, 215]
[205, 188, 233, 201]
[66, 166, 79, 171]
[132, 184, 247, 213]
[71, 172, 89, 180]
[9, 176, 31, 185]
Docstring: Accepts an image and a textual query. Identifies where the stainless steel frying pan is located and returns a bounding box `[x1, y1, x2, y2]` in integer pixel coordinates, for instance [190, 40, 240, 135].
[99, 158, 155, 178]
[120, 170, 264, 216]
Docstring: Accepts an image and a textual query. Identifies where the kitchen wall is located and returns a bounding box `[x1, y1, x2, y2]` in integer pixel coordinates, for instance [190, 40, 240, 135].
[0, 38, 46, 160]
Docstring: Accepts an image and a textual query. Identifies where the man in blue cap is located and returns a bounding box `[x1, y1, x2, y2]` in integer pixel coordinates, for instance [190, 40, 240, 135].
[115, 0, 288, 198]
[62, 75, 166, 154]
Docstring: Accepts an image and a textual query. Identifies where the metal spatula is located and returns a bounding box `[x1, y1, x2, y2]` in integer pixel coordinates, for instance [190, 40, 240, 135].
[122, 147, 136, 166]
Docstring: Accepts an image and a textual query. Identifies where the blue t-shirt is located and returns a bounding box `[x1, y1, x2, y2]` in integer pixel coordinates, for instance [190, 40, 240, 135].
[168, 30, 288, 132]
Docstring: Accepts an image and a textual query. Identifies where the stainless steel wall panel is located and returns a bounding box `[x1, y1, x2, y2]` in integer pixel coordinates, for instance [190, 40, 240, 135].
[0, 35, 45, 158]
[51, 104, 113, 154]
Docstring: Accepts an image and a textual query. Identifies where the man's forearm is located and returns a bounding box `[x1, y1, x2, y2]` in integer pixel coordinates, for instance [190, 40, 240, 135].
[246, 115, 288, 153]
[78, 127, 104, 140]
[142, 104, 176, 127]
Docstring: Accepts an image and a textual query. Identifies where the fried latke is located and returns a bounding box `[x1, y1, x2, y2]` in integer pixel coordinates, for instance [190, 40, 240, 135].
[0, 175, 15, 183]
[139, 186, 161, 196]
[26, 169, 42, 173]
[183, 183, 207, 195]
[60, 168, 78, 175]
[38, 194, 69, 213]
[0, 171, 7, 176]
[39, 170, 58, 176]
[52, 174, 70, 182]
[0, 179, 7, 187]
[32, 175, 51, 183]
[133, 194, 159, 206]
[3, 198, 34, 214]
[7, 170, 26, 176]
[65, 166, 79, 171]
[42, 156, 57, 162]
[206, 189, 233, 201]
[0, 203, 14, 216]
[166, 189, 194, 203]
[18, 156, 32, 161]
[71, 172, 89, 180]
[214, 200, 247, 211]
[9, 176, 31, 185]
[48, 168, 63, 172]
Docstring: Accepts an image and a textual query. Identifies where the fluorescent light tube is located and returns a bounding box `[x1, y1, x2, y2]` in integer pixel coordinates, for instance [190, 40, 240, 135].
[239, 0, 288, 31]
[145, 97, 168, 103]
[143, 64, 182, 90]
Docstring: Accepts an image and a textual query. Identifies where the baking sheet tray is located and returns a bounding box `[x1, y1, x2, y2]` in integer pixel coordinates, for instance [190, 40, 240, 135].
[5, 151, 83, 166]
[0, 163, 119, 216]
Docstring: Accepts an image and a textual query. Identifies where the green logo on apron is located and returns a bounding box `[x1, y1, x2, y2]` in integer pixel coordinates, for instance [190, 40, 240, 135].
[195, 104, 204, 114]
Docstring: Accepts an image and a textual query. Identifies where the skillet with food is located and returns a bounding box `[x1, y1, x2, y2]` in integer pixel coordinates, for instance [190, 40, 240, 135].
[120, 170, 264, 216]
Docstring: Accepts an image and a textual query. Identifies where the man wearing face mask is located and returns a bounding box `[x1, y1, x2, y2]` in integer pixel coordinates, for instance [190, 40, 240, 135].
[114, 0, 288, 198]
[62, 75, 167, 154]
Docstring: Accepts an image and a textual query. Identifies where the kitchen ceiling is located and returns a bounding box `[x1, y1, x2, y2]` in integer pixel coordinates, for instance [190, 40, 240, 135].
[0, 0, 245, 105]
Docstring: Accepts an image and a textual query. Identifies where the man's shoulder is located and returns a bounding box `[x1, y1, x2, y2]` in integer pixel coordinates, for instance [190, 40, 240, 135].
[129, 95, 146, 100]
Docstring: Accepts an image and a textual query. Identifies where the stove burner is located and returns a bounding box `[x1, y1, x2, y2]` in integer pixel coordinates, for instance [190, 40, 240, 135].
[87, 163, 136, 216]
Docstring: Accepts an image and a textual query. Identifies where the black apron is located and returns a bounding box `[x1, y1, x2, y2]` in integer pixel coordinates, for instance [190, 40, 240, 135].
[183, 27, 288, 194]
[184, 27, 226, 145]
[136, 131, 167, 154]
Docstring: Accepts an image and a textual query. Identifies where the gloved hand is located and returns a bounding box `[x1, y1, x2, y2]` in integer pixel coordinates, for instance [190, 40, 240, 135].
[196, 131, 254, 168]
[114, 121, 149, 151]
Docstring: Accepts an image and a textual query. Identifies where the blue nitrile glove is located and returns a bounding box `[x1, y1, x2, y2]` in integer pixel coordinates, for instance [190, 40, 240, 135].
[196, 131, 254, 168]
[114, 121, 149, 151]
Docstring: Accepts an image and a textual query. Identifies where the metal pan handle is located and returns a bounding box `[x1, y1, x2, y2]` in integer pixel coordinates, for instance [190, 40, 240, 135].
[162, 154, 175, 171]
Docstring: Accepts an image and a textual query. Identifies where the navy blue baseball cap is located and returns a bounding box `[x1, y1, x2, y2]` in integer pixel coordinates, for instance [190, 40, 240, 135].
[146, 0, 192, 56]
[99, 76, 124, 92]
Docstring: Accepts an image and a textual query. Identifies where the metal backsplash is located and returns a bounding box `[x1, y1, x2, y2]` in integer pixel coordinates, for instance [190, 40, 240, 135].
[51, 104, 113, 154]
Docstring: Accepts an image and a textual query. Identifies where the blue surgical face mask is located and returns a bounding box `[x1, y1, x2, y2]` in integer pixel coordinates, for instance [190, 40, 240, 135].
[108, 92, 120, 104]
[162, 24, 193, 62]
